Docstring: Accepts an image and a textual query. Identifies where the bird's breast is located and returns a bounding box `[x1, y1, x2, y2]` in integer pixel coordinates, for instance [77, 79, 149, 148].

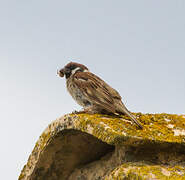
[66, 79, 91, 107]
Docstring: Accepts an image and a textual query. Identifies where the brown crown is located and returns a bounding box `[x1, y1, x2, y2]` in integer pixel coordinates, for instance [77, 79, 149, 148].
[64, 62, 89, 71]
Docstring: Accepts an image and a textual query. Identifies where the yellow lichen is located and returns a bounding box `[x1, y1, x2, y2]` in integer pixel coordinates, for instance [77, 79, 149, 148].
[19, 113, 185, 180]
[105, 163, 185, 180]
[70, 113, 185, 146]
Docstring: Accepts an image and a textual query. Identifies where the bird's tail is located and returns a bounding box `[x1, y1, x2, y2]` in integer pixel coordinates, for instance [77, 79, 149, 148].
[118, 105, 143, 129]
[126, 111, 143, 129]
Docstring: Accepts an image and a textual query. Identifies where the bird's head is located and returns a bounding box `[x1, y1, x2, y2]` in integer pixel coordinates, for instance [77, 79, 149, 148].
[58, 62, 89, 79]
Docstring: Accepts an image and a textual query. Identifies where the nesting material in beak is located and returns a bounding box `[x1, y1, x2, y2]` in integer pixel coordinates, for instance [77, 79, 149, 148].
[57, 69, 64, 77]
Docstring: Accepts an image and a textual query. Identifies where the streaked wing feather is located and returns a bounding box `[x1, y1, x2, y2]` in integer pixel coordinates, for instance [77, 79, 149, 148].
[73, 72, 117, 113]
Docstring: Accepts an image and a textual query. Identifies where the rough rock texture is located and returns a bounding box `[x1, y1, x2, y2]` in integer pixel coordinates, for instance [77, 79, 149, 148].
[19, 113, 185, 180]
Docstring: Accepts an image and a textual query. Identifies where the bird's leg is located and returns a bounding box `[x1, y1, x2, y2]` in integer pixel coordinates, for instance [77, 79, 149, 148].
[83, 107, 97, 114]
[71, 107, 94, 114]
[71, 110, 85, 114]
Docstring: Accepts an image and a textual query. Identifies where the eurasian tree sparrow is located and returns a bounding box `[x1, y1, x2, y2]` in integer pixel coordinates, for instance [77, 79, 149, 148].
[58, 62, 143, 129]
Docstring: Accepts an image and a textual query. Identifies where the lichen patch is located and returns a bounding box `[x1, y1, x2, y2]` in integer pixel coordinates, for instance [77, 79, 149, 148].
[161, 168, 171, 176]
[167, 124, 174, 129]
[86, 124, 94, 134]
[19, 113, 185, 180]
[173, 128, 185, 136]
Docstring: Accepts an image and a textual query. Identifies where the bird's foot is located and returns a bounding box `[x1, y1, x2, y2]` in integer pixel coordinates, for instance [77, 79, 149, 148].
[72, 107, 99, 115]
[71, 110, 85, 114]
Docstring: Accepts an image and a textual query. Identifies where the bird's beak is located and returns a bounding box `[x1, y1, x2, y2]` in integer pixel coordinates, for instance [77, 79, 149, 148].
[57, 68, 65, 77]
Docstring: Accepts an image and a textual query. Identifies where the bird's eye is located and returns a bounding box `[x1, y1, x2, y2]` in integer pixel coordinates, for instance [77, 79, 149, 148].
[71, 67, 81, 75]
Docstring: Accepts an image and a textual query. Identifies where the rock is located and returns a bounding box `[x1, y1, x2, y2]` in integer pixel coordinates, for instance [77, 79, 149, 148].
[19, 113, 185, 180]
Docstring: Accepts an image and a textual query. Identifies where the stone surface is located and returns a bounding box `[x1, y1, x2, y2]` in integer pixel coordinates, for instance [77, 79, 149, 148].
[19, 113, 185, 180]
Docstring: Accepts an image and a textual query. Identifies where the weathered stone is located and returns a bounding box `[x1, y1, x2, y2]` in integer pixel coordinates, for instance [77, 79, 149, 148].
[19, 113, 185, 180]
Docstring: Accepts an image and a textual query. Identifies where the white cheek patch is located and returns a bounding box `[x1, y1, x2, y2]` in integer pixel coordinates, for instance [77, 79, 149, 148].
[71, 68, 89, 75]
[71, 67, 81, 75]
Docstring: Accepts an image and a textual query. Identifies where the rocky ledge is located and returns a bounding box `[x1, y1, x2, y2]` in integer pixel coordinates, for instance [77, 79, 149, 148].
[19, 113, 185, 180]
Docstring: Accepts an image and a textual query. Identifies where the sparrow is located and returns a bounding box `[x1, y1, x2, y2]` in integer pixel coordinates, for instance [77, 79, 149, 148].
[58, 62, 143, 129]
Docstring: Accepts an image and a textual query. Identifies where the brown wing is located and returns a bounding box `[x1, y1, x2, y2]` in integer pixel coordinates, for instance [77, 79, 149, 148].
[73, 72, 121, 113]
[73, 72, 143, 128]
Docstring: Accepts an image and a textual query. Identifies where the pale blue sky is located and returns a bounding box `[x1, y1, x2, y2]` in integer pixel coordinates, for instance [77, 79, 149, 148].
[0, 1, 185, 179]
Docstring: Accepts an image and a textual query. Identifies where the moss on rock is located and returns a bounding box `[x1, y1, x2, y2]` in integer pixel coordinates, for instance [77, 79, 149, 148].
[19, 113, 185, 180]
[70, 113, 185, 145]
[105, 163, 185, 180]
